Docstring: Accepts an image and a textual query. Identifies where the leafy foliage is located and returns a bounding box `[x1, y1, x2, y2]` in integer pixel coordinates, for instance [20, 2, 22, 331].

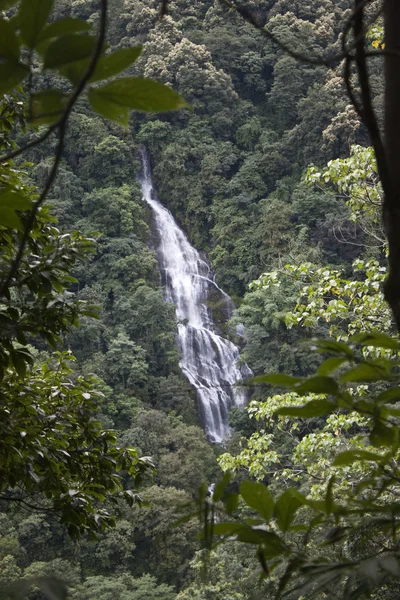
[0, 0, 392, 599]
[0, 1, 186, 127]
[203, 334, 400, 599]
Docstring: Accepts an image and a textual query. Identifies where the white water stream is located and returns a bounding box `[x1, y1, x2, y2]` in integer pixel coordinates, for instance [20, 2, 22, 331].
[140, 153, 251, 443]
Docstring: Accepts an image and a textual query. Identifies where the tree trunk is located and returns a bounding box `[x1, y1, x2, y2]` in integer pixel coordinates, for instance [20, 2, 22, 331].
[383, 0, 400, 330]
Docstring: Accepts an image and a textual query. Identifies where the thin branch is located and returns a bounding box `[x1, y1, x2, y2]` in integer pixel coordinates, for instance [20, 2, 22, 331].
[0, 494, 57, 513]
[0, 0, 108, 299]
[220, 0, 380, 68]
[0, 127, 54, 162]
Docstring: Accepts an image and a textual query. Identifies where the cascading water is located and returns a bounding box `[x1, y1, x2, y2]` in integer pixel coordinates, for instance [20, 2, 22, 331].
[140, 152, 251, 443]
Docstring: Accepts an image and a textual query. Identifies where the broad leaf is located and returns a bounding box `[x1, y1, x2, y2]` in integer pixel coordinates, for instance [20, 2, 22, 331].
[275, 398, 335, 418]
[274, 490, 304, 532]
[313, 339, 354, 357]
[251, 528, 288, 558]
[0, 188, 33, 210]
[317, 356, 348, 376]
[252, 373, 302, 387]
[0, 206, 22, 229]
[340, 362, 391, 383]
[0, 0, 18, 8]
[332, 450, 384, 466]
[240, 480, 274, 521]
[0, 18, 20, 60]
[225, 491, 239, 515]
[44, 34, 98, 69]
[212, 522, 243, 536]
[352, 332, 400, 351]
[89, 91, 129, 125]
[31, 90, 69, 125]
[376, 387, 400, 404]
[370, 422, 398, 448]
[88, 77, 188, 123]
[212, 472, 231, 503]
[0, 62, 29, 95]
[294, 376, 339, 395]
[38, 17, 92, 42]
[90, 46, 142, 82]
[19, 0, 54, 48]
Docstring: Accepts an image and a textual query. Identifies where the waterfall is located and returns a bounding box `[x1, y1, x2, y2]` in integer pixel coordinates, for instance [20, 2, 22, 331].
[139, 153, 251, 443]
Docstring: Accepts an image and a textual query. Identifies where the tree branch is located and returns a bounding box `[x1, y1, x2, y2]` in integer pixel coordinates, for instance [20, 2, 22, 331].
[0, 0, 109, 299]
[219, 0, 379, 68]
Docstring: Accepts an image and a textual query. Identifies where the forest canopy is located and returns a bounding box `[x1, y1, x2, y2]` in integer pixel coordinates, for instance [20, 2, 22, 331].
[1, 0, 400, 599]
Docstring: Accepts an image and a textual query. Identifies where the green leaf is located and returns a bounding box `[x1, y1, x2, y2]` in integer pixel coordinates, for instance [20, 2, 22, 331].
[44, 34, 98, 69]
[89, 46, 142, 82]
[352, 332, 400, 351]
[31, 90, 69, 125]
[0, 189, 33, 210]
[251, 528, 288, 557]
[294, 376, 339, 395]
[0, 18, 20, 60]
[340, 362, 391, 383]
[88, 77, 188, 124]
[313, 339, 354, 358]
[59, 47, 142, 92]
[0, 62, 29, 95]
[240, 481, 274, 521]
[19, 0, 54, 48]
[332, 450, 384, 466]
[275, 398, 335, 418]
[376, 388, 400, 405]
[234, 526, 267, 545]
[317, 357, 348, 376]
[274, 490, 304, 532]
[11, 350, 27, 377]
[370, 422, 399, 448]
[212, 472, 231, 503]
[0, 206, 22, 229]
[252, 373, 302, 387]
[321, 526, 349, 545]
[38, 17, 92, 43]
[225, 491, 239, 515]
[0, 0, 18, 9]
[212, 522, 243, 536]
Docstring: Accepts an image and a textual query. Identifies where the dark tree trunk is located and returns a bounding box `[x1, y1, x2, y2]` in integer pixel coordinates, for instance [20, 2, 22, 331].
[383, 0, 400, 330]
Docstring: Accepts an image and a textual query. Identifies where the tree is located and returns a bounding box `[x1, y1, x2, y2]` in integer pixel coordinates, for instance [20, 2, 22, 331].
[0, 0, 186, 537]
[172, 3, 400, 596]
[71, 572, 176, 600]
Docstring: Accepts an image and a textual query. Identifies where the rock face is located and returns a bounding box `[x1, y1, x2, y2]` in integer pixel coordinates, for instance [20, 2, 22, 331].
[140, 151, 251, 443]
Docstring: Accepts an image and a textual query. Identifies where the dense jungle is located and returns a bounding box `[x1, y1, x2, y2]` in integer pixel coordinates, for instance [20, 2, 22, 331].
[1, 0, 399, 598]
